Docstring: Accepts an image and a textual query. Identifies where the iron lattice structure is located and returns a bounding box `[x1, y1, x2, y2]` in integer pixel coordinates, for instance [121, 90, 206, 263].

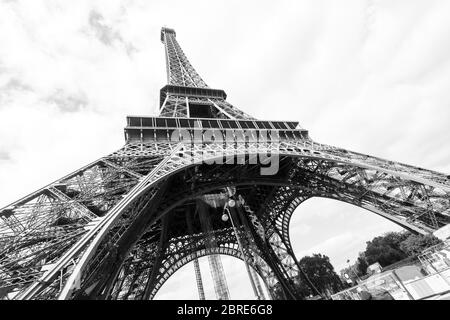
[1, 27, 450, 300]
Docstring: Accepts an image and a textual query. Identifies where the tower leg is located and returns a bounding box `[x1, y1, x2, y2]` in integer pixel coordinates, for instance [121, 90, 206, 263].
[197, 199, 230, 300]
[141, 215, 171, 300]
[273, 227, 323, 298]
[250, 267, 266, 300]
[225, 203, 262, 300]
[192, 259, 206, 300]
[186, 207, 206, 300]
[230, 199, 299, 300]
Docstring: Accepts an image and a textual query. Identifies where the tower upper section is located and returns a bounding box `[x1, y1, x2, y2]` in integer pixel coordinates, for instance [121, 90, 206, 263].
[161, 27, 209, 88]
[124, 27, 306, 143]
[157, 27, 257, 121]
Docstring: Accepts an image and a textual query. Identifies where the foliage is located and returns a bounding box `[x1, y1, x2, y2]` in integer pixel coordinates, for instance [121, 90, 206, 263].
[363, 231, 409, 267]
[399, 234, 442, 256]
[356, 254, 369, 276]
[346, 231, 443, 273]
[271, 253, 344, 299]
[274, 232, 442, 300]
[271, 279, 311, 300]
[297, 253, 344, 297]
[339, 265, 359, 285]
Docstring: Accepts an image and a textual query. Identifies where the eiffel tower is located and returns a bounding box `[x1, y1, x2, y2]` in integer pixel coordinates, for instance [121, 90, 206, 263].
[1, 27, 450, 300]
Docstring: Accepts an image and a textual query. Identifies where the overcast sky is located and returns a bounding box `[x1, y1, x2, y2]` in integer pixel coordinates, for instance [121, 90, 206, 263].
[1, 0, 449, 300]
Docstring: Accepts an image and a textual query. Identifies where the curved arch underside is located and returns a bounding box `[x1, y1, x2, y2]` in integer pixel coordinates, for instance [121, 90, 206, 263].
[150, 250, 268, 300]
[109, 232, 270, 300]
[1, 140, 449, 300]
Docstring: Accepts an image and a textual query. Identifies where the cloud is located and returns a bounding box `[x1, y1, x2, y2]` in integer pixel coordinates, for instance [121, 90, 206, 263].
[295, 232, 357, 259]
[0, 78, 33, 105]
[2, 78, 32, 92]
[0, 0, 448, 299]
[45, 89, 88, 113]
[290, 223, 312, 237]
[89, 10, 118, 46]
[0, 150, 11, 161]
[87, 9, 137, 56]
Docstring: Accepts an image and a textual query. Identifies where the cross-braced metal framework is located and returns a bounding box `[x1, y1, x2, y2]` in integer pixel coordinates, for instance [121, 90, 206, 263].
[1, 27, 449, 300]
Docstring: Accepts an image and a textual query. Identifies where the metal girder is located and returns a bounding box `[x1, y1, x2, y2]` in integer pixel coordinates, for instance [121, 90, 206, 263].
[2, 140, 449, 300]
[1, 27, 449, 301]
[100, 159, 144, 179]
[0, 154, 154, 300]
[159, 29, 254, 120]
[47, 187, 97, 222]
[161, 27, 208, 88]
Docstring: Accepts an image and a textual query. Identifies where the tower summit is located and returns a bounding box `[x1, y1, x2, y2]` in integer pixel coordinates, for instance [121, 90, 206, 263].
[159, 26, 252, 119]
[0, 27, 449, 300]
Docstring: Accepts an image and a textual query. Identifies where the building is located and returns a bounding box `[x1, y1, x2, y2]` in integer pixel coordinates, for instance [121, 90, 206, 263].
[332, 241, 450, 300]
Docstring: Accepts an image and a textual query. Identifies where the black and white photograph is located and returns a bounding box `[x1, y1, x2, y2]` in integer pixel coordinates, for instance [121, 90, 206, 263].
[0, 0, 449, 309]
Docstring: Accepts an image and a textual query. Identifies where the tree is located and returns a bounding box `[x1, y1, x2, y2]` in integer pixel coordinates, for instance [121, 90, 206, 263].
[271, 254, 344, 300]
[271, 276, 311, 300]
[363, 231, 409, 267]
[298, 253, 344, 297]
[356, 254, 369, 276]
[400, 234, 442, 256]
[340, 265, 359, 286]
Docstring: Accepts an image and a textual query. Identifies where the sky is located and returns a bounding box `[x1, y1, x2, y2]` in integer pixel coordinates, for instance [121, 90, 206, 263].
[1, 0, 450, 300]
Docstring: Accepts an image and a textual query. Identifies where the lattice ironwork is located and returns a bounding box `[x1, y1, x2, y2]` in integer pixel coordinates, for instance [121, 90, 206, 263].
[0, 27, 449, 300]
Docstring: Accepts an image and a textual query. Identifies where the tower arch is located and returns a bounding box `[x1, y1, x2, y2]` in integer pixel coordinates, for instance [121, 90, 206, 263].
[1, 26, 448, 301]
[56, 151, 449, 300]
